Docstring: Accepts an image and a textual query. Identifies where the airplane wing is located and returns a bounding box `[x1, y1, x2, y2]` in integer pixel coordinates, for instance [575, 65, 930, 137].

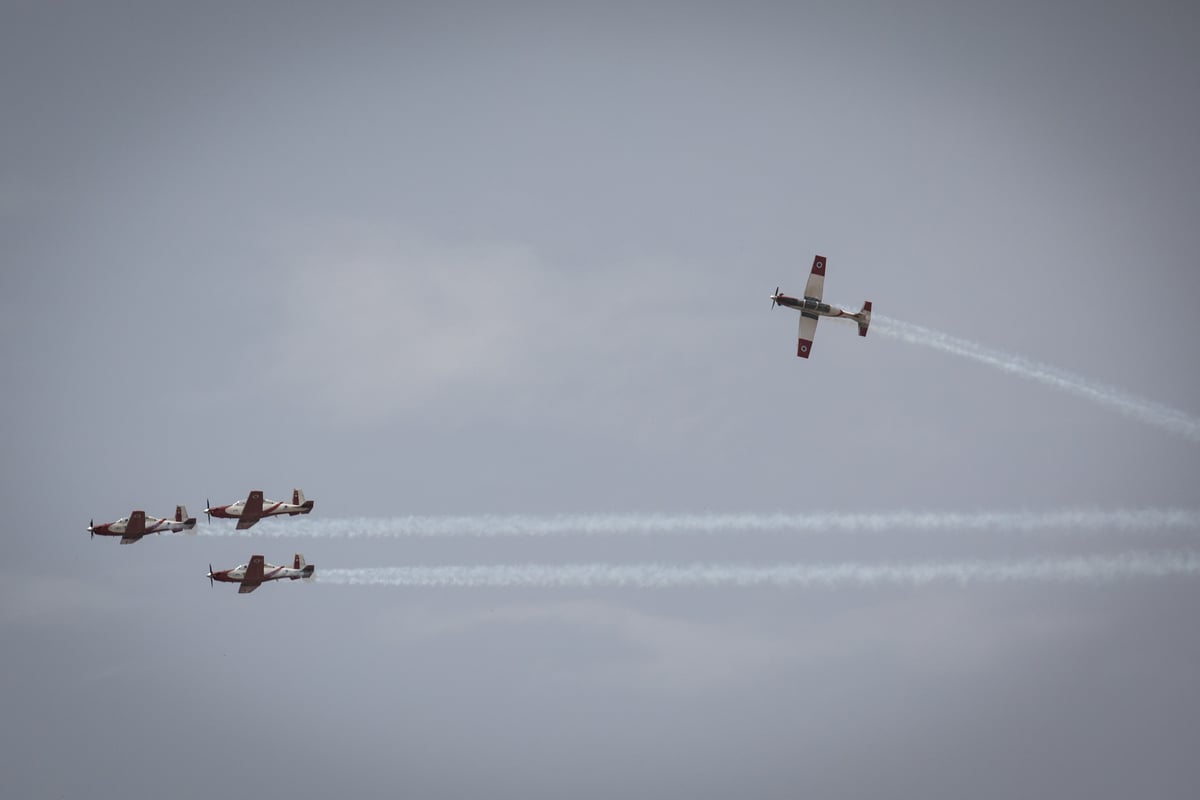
[803, 254, 827, 301]
[120, 510, 147, 545]
[797, 314, 819, 359]
[236, 491, 265, 530]
[239, 555, 265, 593]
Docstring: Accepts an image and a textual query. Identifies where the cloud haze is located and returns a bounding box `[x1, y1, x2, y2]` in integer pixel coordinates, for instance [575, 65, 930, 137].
[3, 2, 1199, 798]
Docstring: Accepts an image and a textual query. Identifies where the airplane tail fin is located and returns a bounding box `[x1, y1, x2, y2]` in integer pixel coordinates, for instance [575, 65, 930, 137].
[291, 489, 314, 515]
[857, 301, 872, 337]
[293, 553, 316, 580]
[177, 505, 198, 532]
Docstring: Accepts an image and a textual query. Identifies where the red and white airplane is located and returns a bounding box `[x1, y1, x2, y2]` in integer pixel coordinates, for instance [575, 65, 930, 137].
[205, 489, 314, 530]
[88, 506, 197, 544]
[770, 255, 872, 358]
[207, 554, 315, 594]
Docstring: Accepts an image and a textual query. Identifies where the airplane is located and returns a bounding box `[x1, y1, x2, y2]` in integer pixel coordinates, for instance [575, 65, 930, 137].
[205, 489, 314, 530]
[207, 554, 315, 594]
[88, 506, 197, 544]
[770, 254, 872, 358]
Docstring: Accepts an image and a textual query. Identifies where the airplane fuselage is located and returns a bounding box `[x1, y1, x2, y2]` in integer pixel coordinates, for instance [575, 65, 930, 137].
[91, 517, 193, 537]
[208, 554, 314, 593]
[209, 563, 308, 584]
[89, 512, 196, 542]
[771, 294, 858, 321]
[207, 500, 311, 521]
[207, 490, 313, 531]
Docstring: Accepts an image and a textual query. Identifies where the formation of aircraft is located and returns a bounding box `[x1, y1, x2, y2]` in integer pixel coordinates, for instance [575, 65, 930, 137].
[771, 254, 872, 359]
[88, 251, 867, 589]
[205, 488, 314, 530]
[90, 488, 316, 596]
[88, 506, 196, 545]
[208, 553, 314, 594]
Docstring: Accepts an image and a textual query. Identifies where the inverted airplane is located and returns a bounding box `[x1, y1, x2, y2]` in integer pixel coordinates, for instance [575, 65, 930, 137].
[88, 506, 197, 544]
[206, 489, 313, 530]
[771, 254, 872, 358]
[207, 554, 315, 594]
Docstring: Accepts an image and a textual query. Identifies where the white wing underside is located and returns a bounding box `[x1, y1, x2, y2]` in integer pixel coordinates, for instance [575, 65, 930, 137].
[798, 315, 818, 343]
[803, 271, 824, 301]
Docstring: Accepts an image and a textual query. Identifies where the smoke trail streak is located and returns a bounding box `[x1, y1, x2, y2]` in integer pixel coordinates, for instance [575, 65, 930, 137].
[318, 551, 1200, 589]
[872, 315, 1200, 442]
[197, 508, 1200, 539]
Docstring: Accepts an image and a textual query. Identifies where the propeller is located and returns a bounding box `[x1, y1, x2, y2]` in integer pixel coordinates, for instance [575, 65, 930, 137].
[771, 287, 780, 308]
[208, 564, 215, 588]
[89, 518, 94, 539]
[205, 498, 212, 523]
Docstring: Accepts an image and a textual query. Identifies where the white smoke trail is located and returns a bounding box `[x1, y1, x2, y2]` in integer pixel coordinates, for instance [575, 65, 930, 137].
[197, 508, 1200, 539]
[872, 315, 1200, 442]
[318, 551, 1200, 589]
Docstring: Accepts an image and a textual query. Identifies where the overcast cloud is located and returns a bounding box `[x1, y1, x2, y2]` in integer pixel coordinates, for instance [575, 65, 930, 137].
[3, 2, 1199, 798]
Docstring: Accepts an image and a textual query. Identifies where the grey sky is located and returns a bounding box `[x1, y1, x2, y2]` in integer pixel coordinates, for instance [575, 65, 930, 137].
[3, 2, 1199, 798]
